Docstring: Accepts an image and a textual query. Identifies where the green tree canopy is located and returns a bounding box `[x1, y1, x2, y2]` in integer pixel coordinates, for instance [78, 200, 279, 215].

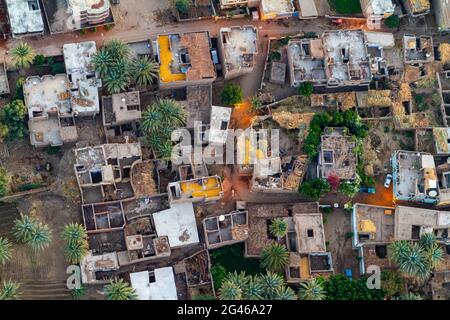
[298, 278, 326, 300]
[384, 14, 400, 29]
[390, 235, 444, 279]
[0, 100, 27, 140]
[260, 242, 289, 272]
[221, 83, 243, 106]
[13, 214, 52, 251]
[381, 270, 403, 298]
[141, 99, 186, 159]
[13, 214, 36, 243]
[130, 55, 158, 86]
[322, 274, 385, 300]
[219, 279, 242, 300]
[0, 280, 20, 300]
[11, 43, 35, 70]
[175, 0, 190, 13]
[339, 175, 361, 198]
[299, 178, 331, 200]
[269, 219, 288, 239]
[62, 223, 89, 264]
[0, 167, 9, 197]
[104, 279, 137, 300]
[0, 237, 12, 264]
[298, 82, 313, 97]
[29, 222, 52, 251]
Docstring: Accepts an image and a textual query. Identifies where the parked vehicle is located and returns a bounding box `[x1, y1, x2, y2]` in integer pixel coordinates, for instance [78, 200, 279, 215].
[359, 187, 376, 194]
[384, 174, 393, 188]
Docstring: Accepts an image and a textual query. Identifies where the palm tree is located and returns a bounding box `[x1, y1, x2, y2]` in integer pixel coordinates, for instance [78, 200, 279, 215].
[274, 286, 297, 300]
[141, 108, 164, 133]
[29, 222, 52, 251]
[260, 243, 289, 272]
[157, 99, 186, 129]
[72, 284, 87, 300]
[11, 43, 35, 70]
[131, 55, 158, 86]
[105, 39, 130, 62]
[141, 99, 186, 133]
[62, 223, 88, 245]
[243, 276, 263, 300]
[226, 271, 249, 287]
[398, 243, 430, 279]
[0, 280, 20, 300]
[419, 233, 436, 250]
[388, 240, 410, 263]
[65, 241, 89, 264]
[13, 214, 36, 243]
[425, 242, 443, 268]
[0, 237, 12, 264]
[269, 219, 288, 239]
[92, 49, 112, 78]
[104, 278, 137, 300]
[219, 280, 242, 300]
[258, 272, 284, 300]
[62, 223, 89, 264]
[298, 278, 326, 300]
[105, 62, 130, 94]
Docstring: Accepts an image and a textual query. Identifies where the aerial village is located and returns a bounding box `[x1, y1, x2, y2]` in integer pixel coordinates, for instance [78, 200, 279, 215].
[0, 0, 448, 302]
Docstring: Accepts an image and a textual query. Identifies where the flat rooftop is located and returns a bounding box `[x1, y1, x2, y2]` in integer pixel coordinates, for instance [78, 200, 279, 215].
[407, 0, 430, 13]
[6, 0, 44, 36]
[246, 202, 319, 256]
[63, 41, 97, 76]
[168, 176, 223, 202]
[74, 143, 142, 188]
[157, 32, 216, 83]
[320, 128, 357, 180]
[369, 0, 395, 15]
[68, 0, 110, 13]
[42, 0, 114, 34]
[294, 213, 326, 253]
[185, 85, 212, 128]
[395, 206, 450, 240]
[354, 204, 395, 244]
[261, 0, 294, 14]
[288, 38, 326, 84]
[152, 202, 199, 248]
[203, 210, 248, 248]
[209, 105, 232, 145]
[220, 26, 258, 74]
[24, 75, 72, 118]
[393, 151, 437, 199]
[403, 35, 434, 63]
[28, 115, 77, 147]
[322, 30, 371, 83]
[80, 251, 119, 284]
[103, 91, 141, 126]
[130, 267, 178, 300]
[297, 0, 318, 17]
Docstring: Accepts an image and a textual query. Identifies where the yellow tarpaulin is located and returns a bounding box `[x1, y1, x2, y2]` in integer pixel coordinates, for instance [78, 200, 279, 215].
[158, 35, 186, 83]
